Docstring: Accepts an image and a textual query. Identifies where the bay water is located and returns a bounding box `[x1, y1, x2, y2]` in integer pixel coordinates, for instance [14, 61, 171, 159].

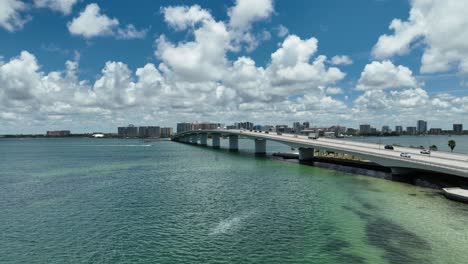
[1, 138, 467, 263]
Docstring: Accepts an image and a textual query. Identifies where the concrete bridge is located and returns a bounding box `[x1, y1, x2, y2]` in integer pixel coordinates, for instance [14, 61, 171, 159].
[172, 129, 468, 178]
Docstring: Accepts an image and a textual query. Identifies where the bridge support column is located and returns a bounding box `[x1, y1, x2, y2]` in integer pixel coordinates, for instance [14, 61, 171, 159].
[299, 147, 315, 161]
[212, 134, 220, 149]
[255, 139, 266, 155]
[229, 135, 239, 151]
[200, 134, 208, 146]
[190, 135, 198, 144]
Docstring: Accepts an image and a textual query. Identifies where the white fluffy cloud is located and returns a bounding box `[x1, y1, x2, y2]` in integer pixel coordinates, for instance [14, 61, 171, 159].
[330, 55, 353, 65]
[228, 0, 274, 52]
[5, 1, 468, 132]
[269, 35, 345, 87]
[0, 1, 353, 130]
[356, 60, 418, 91]
[68, 3, 146, 39]
[0, 0, 29, 32]
[350, 60, 457, 125]
[228, 0, 273, 30]
[162, 5, 212, 31]
[34, 0, 79, 15]
[155, 22, 229, 82]
[373, 0, 468, 74]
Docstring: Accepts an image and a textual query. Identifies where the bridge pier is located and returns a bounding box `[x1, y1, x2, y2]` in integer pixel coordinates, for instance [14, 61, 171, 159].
[212, 134, 220, 149]
[255, 139, 266, 155]
[299, 147, 315, 161]
[229, 135, 239, 151]
[190, 135, 198, 144]
[200, 134, 208, 146]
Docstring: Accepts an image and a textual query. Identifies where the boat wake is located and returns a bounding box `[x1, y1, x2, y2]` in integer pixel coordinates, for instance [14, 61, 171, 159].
[209, 211, 255, 236]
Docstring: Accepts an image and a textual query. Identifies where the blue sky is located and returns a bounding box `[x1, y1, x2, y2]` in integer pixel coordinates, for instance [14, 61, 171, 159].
[1, 0, 467, 133]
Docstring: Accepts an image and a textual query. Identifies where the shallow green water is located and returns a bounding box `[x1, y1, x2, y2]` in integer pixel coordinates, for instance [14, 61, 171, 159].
[1, 138, 467, 263]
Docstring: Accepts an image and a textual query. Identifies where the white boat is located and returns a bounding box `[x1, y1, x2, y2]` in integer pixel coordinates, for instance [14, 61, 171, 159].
[442, 188, 468, 203]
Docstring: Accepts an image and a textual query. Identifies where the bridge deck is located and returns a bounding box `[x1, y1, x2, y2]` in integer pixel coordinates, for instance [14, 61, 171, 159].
[174, 129, 468, 177]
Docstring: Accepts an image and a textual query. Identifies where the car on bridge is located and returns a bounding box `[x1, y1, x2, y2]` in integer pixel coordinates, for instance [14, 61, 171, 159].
[400, 152, 411, 158]
[420, 149, 431, 155]
[384, 145, 394, 150]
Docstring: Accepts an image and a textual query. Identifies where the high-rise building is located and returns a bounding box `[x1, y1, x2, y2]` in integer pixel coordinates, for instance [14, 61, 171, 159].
[160, 127, 173, 138]
[382, 125, 391, 133]
[303, 122, 310, 129]
[395, 126, 403, 134]
[138, 126, 148, 137]
[417, 120, 427, 134]
[429, 128, 442, 135]
[126, 125, 138, 137]
[147, 126, 160, 138]
[118, 125, 138, 137]
[359, 124, 371, 134]
[406, 126, 417, 135]
[177, 123, 192, 134]
[118, 127, 127, 137]
[293, 122, 302, 133]
[453, 124, 463, 134]
[192, 122, 220, 130]
[236, 122, 254, 130]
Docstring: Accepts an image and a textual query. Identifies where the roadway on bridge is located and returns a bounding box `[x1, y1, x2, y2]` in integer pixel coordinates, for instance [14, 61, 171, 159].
[234, 130, 468, 173]
[175, 129, 468, 176]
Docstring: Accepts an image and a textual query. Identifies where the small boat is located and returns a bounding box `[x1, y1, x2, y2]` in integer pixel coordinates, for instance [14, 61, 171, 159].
[442, 188, 468, 203]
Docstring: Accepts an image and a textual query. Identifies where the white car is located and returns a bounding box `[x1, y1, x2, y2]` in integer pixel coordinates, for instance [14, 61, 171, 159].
[400, 152, 411, 158]
[420, 149, 431, 155]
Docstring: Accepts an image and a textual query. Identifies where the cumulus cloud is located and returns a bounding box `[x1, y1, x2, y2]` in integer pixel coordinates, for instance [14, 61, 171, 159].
[326, 87, 343, 95]
[228, 0, 274, 51]
[356, 60, 418, 91]
[349, 60, 462, 125]
[0, 1, 355, 130]
[269, 35, 345, 87]
[68, 3, 146, 39]
[6, 1, 467, 131]
[0, 0, 30, 32]
[34, 0, 79, 15]
[330, 55, 353, 65]
[162, 5, 212, 31]
[372, 0, 468, 74]
[228, 0, 273, 30]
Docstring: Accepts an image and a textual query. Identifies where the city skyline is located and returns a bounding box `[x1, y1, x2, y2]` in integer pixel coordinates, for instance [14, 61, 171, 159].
[2, 1, 468, 133]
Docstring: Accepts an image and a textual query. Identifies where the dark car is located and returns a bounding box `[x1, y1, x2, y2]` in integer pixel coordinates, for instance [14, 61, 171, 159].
[384, 145, 394, 150]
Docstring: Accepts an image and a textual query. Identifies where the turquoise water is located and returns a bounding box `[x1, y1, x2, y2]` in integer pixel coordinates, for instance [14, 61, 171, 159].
[1, 138, 468, 263]
[346, 135, 468, 154]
